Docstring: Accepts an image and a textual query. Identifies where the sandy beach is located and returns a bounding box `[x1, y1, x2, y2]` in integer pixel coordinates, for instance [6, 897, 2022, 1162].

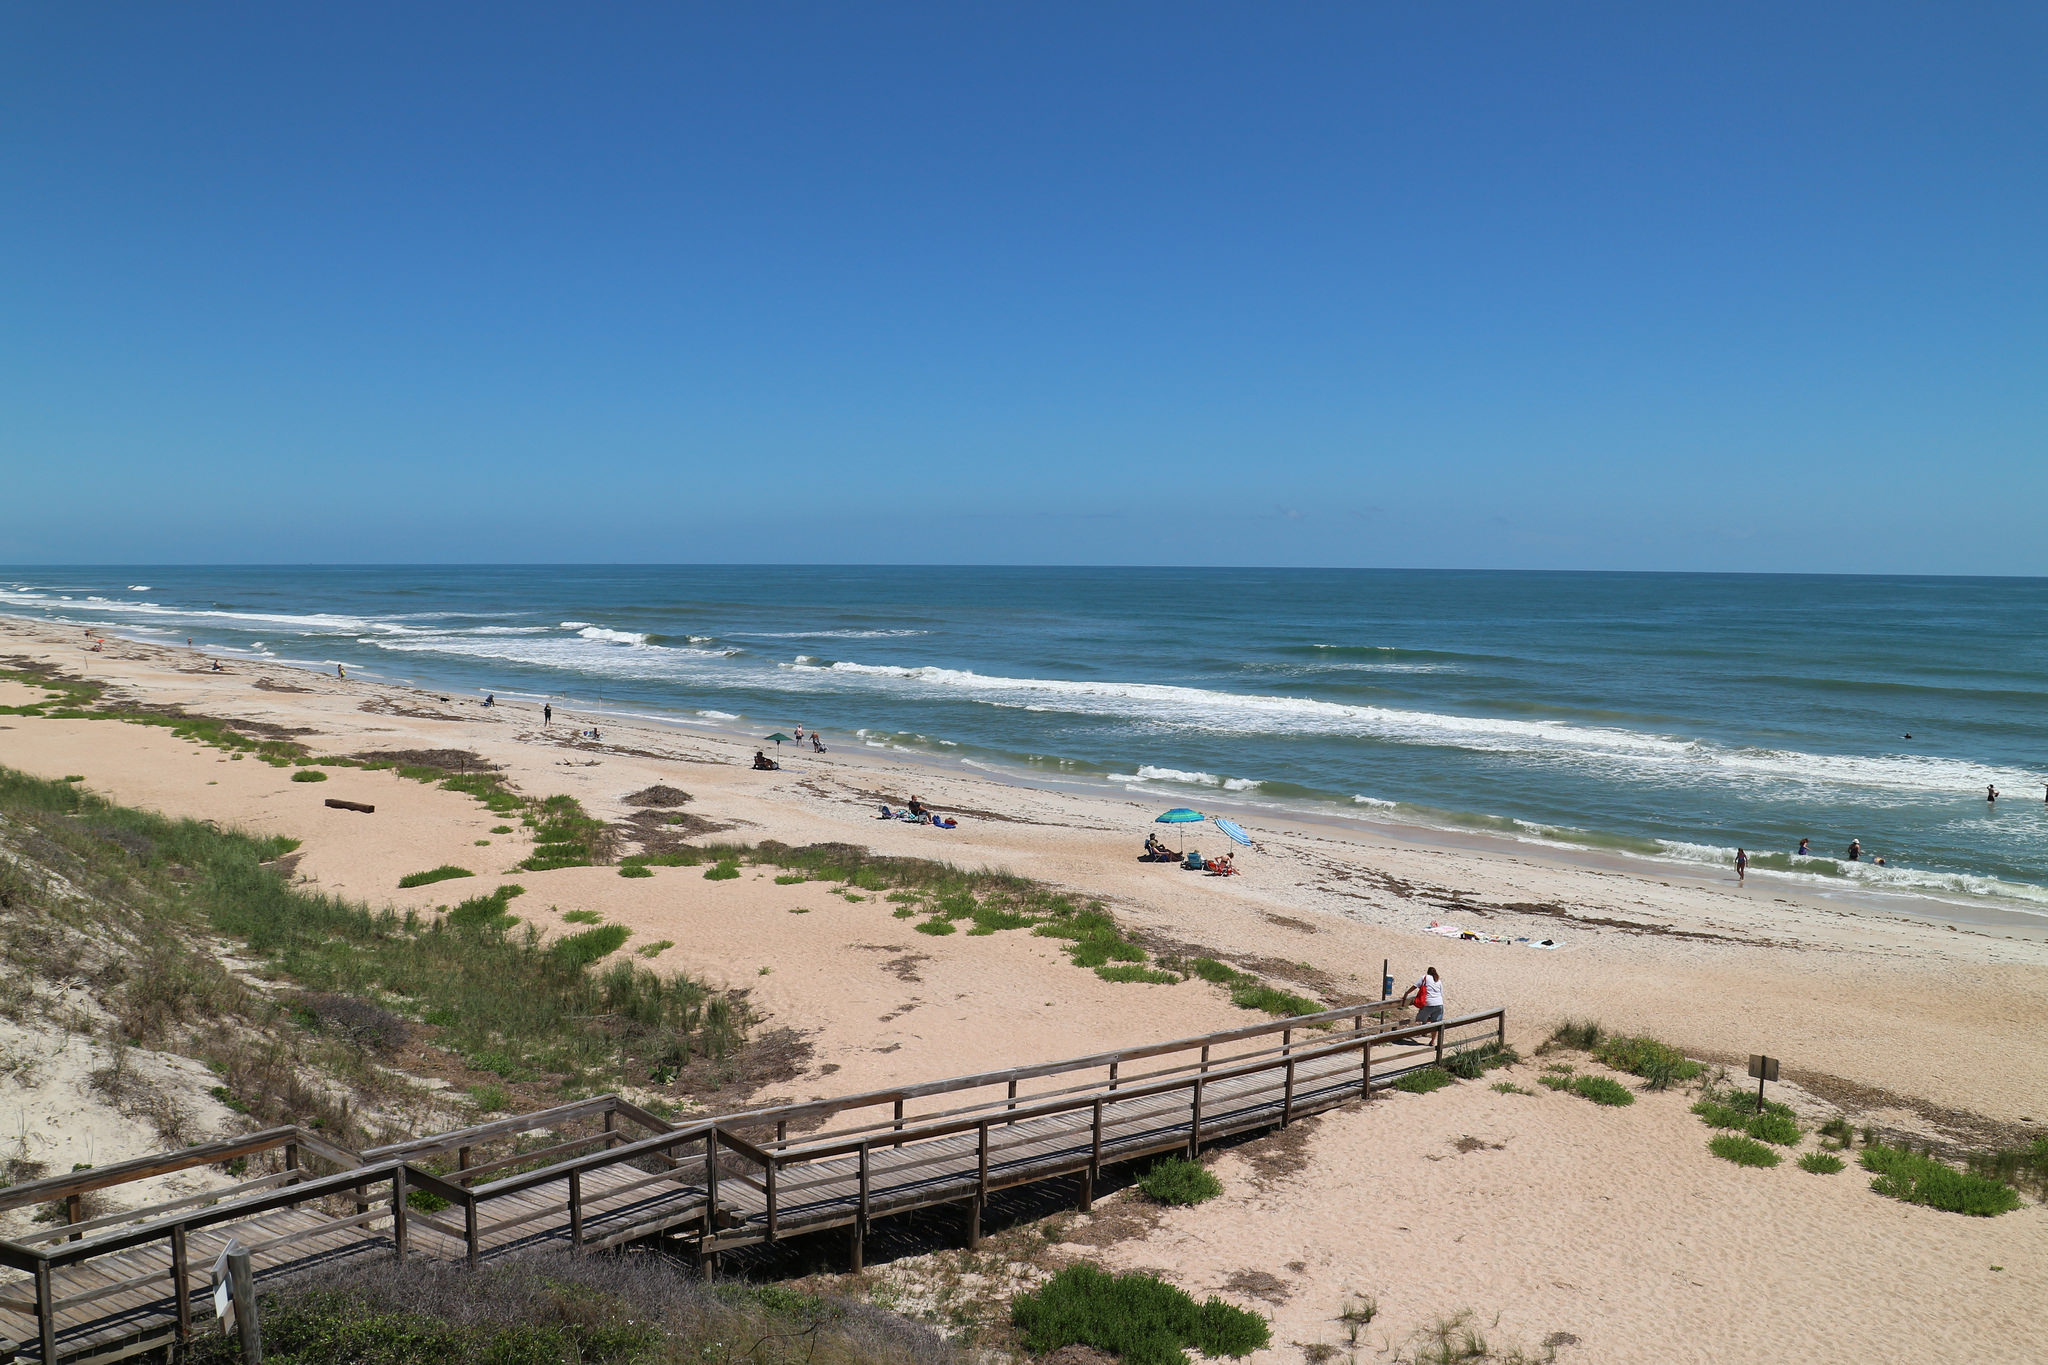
[4, 615, 2044, 1362]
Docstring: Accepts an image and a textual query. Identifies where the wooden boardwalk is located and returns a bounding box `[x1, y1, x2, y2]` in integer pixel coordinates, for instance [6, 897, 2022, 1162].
[0, 1002, 1504, 1364]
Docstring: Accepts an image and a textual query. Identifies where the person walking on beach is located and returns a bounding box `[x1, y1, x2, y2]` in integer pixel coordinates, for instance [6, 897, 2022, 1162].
[794, 723, 805, 748]
[1735, 848, 1748, 885]
[1847, 838, 1861, 861]
[543, 702, 552, 727]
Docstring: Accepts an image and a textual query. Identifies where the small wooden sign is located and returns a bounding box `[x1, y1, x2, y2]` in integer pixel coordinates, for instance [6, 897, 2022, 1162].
[1748, 1054, 1779, 1082]
[211, 1247, 234, 1330]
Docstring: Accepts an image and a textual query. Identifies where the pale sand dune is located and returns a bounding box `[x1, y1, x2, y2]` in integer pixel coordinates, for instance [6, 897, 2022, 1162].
[2, 617, 2044, 1362]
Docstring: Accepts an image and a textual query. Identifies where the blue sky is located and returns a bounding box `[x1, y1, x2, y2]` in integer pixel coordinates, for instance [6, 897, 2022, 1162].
[3, 4, 2043, 571]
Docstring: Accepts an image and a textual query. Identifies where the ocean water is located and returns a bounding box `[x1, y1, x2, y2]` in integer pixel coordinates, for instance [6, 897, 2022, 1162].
[6, 566, 2046, 912]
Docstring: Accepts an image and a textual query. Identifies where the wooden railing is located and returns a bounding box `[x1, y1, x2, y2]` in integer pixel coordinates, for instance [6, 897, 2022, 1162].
[0, 1004, 1505, 1361]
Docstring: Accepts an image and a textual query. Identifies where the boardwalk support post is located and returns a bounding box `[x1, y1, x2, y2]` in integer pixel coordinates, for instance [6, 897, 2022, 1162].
[227, 1242, 262, 1365]
[392, 1169, 409, 1264]
[970, 1122, 989, 1250]
[1188, 1077, 1204, 1158]
[567, 1169, 583, 1255]
[1084, 1099, 1102, 1212]
[36, 1258, 56, 1365]
[852, 1141, 871, 1272]
[765, 1157, 779, 1243]
[172, 1222, 192, 1340]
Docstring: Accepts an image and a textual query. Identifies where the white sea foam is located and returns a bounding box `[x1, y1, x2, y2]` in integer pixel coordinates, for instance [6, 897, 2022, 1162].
[697, 709, 738, 720]
[736, 629, 930, 639]
[559, 621, 592, 629]
[128, 585, 151, 592]
[575, 626, 649, 646]
[817, 659, 2043, 796]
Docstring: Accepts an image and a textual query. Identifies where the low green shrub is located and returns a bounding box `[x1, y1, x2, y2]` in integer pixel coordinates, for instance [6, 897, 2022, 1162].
[1798, 1152, 1845, 1174]
[1569, 1075, 1635, 1107]
[1966, 1136, 2048, 1200]
[914, 919, 956, 936]
[1443, 1040, 1519, 1079]
[773, 873, 808, 885]
[1748, 1111, 1803, 1146]
[1862, 1143, 2024, 1216]
[1538, 1074, 1572, 1092]
[1491, 1081, 1532, 1095]
[1546, 1019, 1602, 1051]
[1710, 1135, 1781, 1168]
[1393, 1067, 1454, 1094]
[1095, 964, 1180, 984]
[550, 924, 631, 968]
[1012, 1263, 1269, 1365]
[1593, 1035, 1702, 1088]
[562, 909, 602, 924]
[617, 865, 654, 878]
[1137, 1157, 1222, 1206]
[703, 859, 741, 881]
[1818, 1117, 1856, 1150]
[290, 769, 328, 783]
[399, 865, 474, 889]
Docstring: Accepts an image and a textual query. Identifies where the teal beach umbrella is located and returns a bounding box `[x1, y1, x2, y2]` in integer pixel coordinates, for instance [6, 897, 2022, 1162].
[764, 732, 792, 746]
[1155, 806, 1205, 852]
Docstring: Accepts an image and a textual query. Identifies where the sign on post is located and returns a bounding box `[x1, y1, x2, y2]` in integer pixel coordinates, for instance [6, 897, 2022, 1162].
[1748, 1055, 1779, 1110]
[210, 1244, 237, 1333]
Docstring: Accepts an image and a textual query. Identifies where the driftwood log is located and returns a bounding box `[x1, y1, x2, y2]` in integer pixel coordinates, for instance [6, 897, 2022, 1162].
[324, 798, 375, 814]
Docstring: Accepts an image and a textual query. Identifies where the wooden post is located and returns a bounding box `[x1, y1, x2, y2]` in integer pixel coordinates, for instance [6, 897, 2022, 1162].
[1188, 1077, 1204, 1158]
[568, 1169, 584, 1254]
[604, 1108, 617, 1142]
[458, 1145, 472, 1173]
[852, 1141, 871, 1272]
[66, 1192, 82, 1241]
[1108, 1060, 1119, 1091]
[1006, 1079, 1018, 1121]
[35, 1259, 56, 1365]
[465, 1193, 480, 1268]
[1200, 1044, 1210, 1074]
[172, 1223, 192, 1340]
[227, 1242, 262, 1365]
[1363, 1040, 1373, 1100]
[1282, 1057, 1296, 1127]
[765, 1157, 779, 1242]
[284, 1141, 300, 1209]
[1084, 1099, 1102, 1213]
[703, 1132, 721, 1257]
[392, 1168, 409, 1264]
[776, 1119, 787, 1146]
[893, 1099, 905, 1143]
[972, 1122, 989, 1248]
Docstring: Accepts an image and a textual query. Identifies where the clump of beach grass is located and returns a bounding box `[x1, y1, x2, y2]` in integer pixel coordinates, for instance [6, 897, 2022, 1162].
[1799, 1152, 1845, 1174]
[1543, 1019, 1602, 1053]
[1137, 1157, 1223, 1206]
[1709, 1134, 1781, 1168]
[1444, 1040, 1519, 1079]
[1692, 1078, 1801, 1144]
[1593, 1035, 1701, 1089]
[1966, 1136, 2048, 1200]
[1566, 1075, 1634, 1107]
[290, 769, 328, 782]
[1394, 1067, 1455, 1095]
[1011, 1263, 1268, 1365]
[1862, 1142, 2024, 1216]
[398, 865, 474, 889]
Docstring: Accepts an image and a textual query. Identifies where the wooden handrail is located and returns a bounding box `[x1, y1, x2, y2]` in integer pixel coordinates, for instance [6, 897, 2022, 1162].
[0, 1127, 310, 1213]
[781, 1010, 1502, 1162]
[705, 998, 1408, 1135]
[362, 1095, 626, 1161]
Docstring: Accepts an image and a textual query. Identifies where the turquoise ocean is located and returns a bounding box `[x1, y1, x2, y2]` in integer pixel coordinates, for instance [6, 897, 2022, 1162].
[5, 567, 2045, 914]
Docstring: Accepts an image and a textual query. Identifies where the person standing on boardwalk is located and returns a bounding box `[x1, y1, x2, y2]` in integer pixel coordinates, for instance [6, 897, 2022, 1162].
[1735, 848, 1748, 884]
[1405, 967, 1443, 1028]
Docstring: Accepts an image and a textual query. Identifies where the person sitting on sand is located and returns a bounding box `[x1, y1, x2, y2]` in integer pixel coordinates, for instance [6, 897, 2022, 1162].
[908, 796, 929, 820]
[1206, 853, 1237, 876]
[1143, 834, 1174, 861]
[483, 693, 495, 707]
[811, 732, 825, 753]
[753, 750, 777, 771]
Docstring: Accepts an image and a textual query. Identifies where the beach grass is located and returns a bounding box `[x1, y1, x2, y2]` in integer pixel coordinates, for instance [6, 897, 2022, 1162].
[1544, 1019, 1603, 1052]
[398, 865, 474, 889]
[1709, 1135, 1781, 1168]
[1798, 1152, 1845, 1174]
[1966, 1136, 2048, 1200]
[1136, 1157, 1223, 1206]
[1592, 1035, 1701, 1088]
[1011, 1264, 1268, 1365]
[1567, 1075, 1635, 1107]
[1444, 1040, 1520, 1079]
[561, 909, 603, 924]
[290, 769, 328, 782]
[0, 764, 747, 1127]
[1393, 1067, 1455, 1094]
[1861, 1143, 2024, 1216]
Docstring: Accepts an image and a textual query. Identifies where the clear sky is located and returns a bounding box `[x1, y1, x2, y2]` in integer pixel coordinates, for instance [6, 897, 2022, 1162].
[3, 4, 2043, 572]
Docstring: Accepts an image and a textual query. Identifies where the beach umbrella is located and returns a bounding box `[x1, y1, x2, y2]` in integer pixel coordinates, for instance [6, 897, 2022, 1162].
[1155, 806, 1205, 852]
[764, 732, 792, 747]
[1213, 817, 1253, 848]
